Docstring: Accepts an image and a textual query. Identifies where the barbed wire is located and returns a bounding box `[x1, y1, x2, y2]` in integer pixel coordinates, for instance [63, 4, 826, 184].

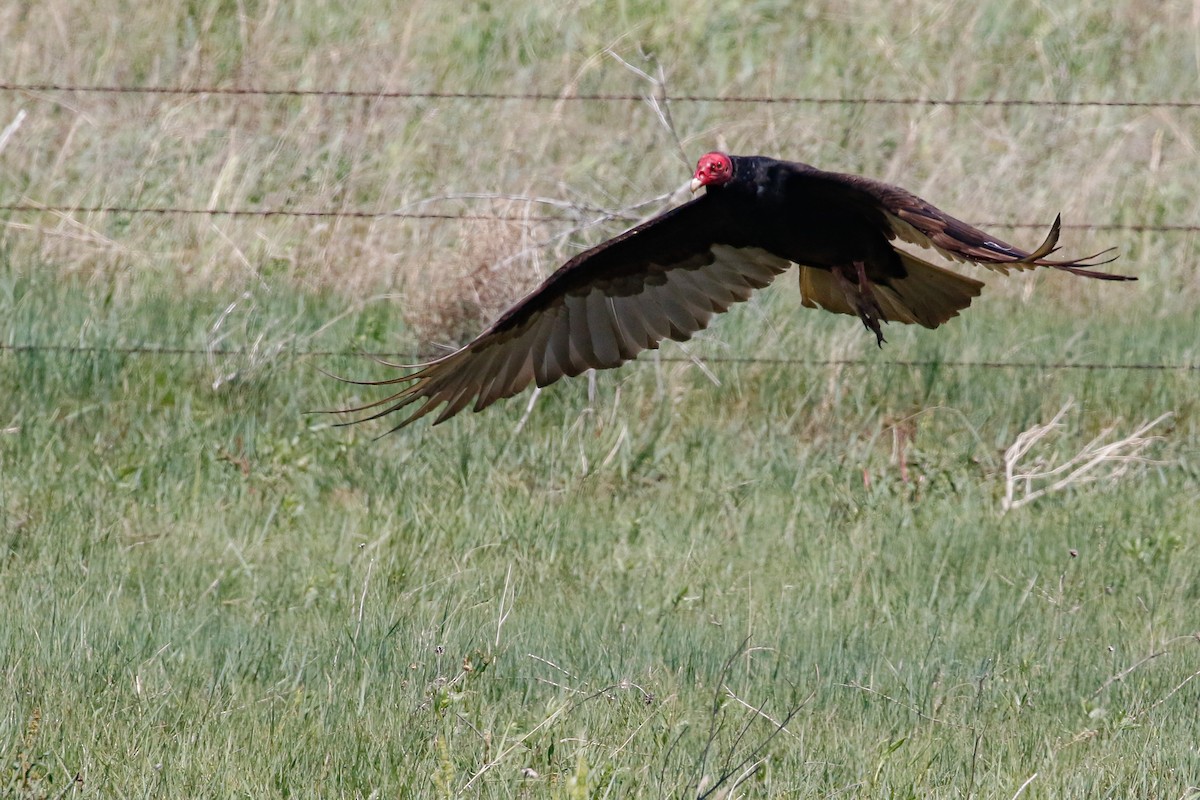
[0, 204, 550, 222]
[0, 342, 1195, 372]
[2, 82, 1197, 109]
[1, 204, 1194, 233]
[3, 84, 1195, 233]
[1, 87, 1192, 373]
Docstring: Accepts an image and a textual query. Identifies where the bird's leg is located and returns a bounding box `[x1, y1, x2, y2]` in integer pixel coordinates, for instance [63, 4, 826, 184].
[854, 261, 888, 345]
[832, 262, 887, 347]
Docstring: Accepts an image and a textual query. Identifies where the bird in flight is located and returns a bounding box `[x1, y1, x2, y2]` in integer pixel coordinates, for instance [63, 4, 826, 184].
[335, 152, 1132, 431]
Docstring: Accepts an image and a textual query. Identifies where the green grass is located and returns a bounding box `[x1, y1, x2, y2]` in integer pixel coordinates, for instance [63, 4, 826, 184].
[2, 272, 1198, 797]
[3, 0, 1200, 797]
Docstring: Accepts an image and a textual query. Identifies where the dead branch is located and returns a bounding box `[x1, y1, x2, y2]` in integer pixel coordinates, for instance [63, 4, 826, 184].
[1001, 401, 1172, 512]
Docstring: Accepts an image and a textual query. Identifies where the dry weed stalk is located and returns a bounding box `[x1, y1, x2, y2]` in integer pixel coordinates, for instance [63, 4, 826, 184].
[206, 291, 296, 390]
[402, 183, 687, 351]
[404, 218, 545, 349]
[1001, 400, 1172, 512]
[0, 109, 27, 154]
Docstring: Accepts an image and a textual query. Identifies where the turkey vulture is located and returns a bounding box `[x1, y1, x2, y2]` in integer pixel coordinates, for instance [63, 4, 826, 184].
[336, 152, 1131, 431]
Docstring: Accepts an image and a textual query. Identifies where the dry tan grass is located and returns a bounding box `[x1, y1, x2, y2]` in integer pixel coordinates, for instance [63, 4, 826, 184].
[1001, 401, 1173, 512]
[403, 217, 550, 350]
[1, 0, 1196, 344]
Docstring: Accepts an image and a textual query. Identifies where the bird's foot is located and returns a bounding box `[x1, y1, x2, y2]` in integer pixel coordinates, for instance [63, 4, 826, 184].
[834, 263, 888, 347]
[861, 310, 887, 347]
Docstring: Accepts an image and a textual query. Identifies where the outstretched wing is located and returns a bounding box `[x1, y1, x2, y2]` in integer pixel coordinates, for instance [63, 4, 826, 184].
[334, 195, 790, 431]
[791, 165, 1130, 280]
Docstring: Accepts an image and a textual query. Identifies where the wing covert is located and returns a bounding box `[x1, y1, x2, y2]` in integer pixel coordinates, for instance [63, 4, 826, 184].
[334, 196, 791, 431]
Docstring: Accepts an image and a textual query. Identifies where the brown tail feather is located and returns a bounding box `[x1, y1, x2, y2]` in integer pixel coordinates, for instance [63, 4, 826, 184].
[1009, 216, 1129, 278]
[884, 251, 985, 327]
[1049, 257, 1132, 281]
[798, 252, 984, 330]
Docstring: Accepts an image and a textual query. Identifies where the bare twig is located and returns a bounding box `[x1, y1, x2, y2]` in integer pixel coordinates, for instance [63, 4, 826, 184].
[459, 682, 634, 792]
[685, 639, 810, 800]
[1134, 666, 1200, 719]
[696, 698, 807, 800]
[672, 341, 722, 387]
[599, 424, 629, 469]
[722, 684, 807, 743]
[1001, 401, 1172, 511]
[724, 758, 767, 799]
[1091, 650, 1169, 698]
[460, 699, 573, 791]
[1010, 772, 1038, 800]
[205, 291, 296, 390]
[494, 563, 515, 648]
[394, 192, 609, 217]
[0, 109, 27, 154]
[526, 653, 576, 680]
[353, 556, 374, 643]
[1058, 635, 1200, 753]
[691, 640, 750, 796]
[610, 701, 667, 758]
[1128, 633, 1200, 724]
[606, 49, 690, 168]
[839, 680, 966, 729]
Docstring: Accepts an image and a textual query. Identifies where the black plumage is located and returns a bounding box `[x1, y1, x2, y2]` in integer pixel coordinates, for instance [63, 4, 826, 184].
[335, 153, 1131, 431]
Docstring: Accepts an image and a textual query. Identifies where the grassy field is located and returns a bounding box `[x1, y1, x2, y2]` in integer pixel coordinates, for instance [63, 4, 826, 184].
[3, 1, 1200, 797]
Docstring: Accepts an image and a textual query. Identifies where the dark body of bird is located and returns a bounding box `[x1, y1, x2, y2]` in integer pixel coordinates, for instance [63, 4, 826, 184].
[335, 153, 1132, 431]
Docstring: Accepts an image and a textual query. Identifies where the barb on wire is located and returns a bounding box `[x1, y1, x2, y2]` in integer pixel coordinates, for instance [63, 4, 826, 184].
[0, 204, 1196, 234]
[1, 82, 1197, 109]
[0, 204, 562, 223]
[0, 342, 1196, 373]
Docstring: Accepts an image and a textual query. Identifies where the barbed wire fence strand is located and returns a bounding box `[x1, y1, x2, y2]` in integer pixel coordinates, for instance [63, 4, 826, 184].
[1, 83, 1195, 374]
[0, 205, 1195, 233]
[2, 82, 1199, 109]
[2, 83, 1197, 231]
[0, 342, 1195, 372]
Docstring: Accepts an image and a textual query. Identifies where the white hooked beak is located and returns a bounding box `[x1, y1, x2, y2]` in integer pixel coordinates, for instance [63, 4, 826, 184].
[689, 176, 703, 194]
